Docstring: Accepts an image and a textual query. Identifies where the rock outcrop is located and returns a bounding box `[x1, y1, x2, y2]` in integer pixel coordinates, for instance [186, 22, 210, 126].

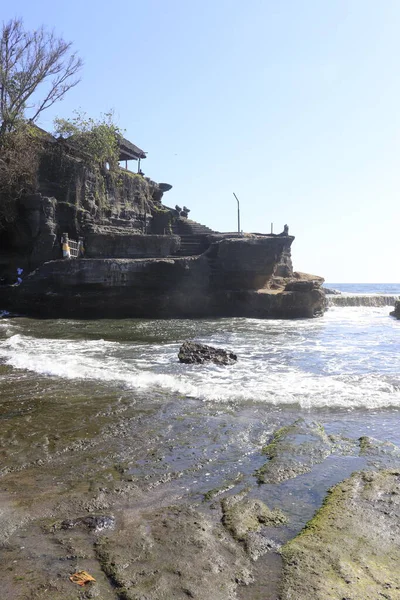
[0, 138, 325, 320]
[391, 300, 400, 318]
[0, 236, 326, 319]
[178, 341, 237, 365]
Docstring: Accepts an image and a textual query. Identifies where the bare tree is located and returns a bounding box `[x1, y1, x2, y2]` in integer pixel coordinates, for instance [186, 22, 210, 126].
[0, 18, 82, 136]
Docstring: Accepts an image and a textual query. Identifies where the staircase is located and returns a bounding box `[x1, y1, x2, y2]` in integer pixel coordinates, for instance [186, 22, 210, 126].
[172, 218, 216, 256]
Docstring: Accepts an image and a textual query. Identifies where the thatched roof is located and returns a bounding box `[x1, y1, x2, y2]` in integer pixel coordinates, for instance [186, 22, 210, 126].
[118, 136, 146, 161]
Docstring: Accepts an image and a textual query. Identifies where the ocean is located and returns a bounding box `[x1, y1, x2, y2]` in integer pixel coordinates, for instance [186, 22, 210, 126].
[0, 283, 399, 598]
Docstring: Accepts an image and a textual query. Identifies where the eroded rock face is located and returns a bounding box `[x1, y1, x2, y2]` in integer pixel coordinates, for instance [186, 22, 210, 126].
[391, 300, 400, 319]
[284, 279, 321, 292]
[280, 469, 400, 600]
[0, 237, 326, 319]
[94, 505, 252, 600]
[85, 233, 180, 259]
[178, 341, 237, 365]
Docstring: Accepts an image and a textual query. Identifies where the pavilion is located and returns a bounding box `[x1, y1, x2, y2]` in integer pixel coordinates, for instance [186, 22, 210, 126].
[118, 136, 147, 172]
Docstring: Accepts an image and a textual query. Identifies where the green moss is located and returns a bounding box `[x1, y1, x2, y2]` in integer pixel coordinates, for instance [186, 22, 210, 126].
[261, 423, 303, 456]
[359, 435, 371, 455]
[221, 495, 287, 541]
[280, 470, 400, 600]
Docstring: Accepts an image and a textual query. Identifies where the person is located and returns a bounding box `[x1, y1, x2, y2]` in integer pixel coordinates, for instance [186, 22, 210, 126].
[77, 237, 85, 258]
[62, 234, 71, 259]
[16, 267, 23, 285]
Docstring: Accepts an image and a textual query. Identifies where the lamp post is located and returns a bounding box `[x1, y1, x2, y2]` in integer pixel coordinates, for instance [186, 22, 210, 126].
[233, 192, 240, 234]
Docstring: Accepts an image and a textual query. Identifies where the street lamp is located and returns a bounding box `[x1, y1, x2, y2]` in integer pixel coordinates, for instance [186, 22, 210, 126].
[233, 192, 240, 234]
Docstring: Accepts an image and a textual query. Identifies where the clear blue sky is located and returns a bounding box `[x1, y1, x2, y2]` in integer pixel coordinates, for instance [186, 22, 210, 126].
[5, 0, 400, 282]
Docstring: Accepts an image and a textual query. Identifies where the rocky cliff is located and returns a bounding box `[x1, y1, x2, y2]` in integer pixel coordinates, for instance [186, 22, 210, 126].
[0, 139, 325, 319]
[0, 141, 169, 281]
[0, 236, 325, 319]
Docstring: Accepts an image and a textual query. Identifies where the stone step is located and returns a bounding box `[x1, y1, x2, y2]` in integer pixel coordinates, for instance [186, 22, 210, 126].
[172, 217, 215, 236]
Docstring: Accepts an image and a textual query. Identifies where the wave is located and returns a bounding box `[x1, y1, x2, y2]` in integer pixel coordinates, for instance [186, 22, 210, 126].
[327, 295, 399, 307]
[1, 325, 399, 409]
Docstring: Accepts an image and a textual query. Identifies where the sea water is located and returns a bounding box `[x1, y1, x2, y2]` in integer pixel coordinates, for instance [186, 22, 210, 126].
[0, 285, 399, 525]
[0, 284, 399, 412]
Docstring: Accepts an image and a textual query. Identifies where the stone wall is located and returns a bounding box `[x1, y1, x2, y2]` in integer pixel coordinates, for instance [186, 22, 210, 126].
[85, 233, 180, 259]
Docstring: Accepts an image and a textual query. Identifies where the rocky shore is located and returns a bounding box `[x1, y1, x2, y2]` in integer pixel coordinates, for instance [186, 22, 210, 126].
[1, 378, 399, 600]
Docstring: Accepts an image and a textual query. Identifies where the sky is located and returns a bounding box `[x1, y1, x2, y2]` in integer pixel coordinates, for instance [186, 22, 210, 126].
[3, 0, 400, 282]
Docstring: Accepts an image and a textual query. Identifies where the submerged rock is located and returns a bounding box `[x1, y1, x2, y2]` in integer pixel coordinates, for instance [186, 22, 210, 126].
[221, 493, 287, 542]
[255, 419, 333, 484]
[178, 341, 237, 365]
[280, 469, 400, 600]
[321, 287, 341, 295]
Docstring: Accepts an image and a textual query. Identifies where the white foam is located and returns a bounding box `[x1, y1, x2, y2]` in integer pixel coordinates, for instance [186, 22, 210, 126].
[0, 307, 399, 409]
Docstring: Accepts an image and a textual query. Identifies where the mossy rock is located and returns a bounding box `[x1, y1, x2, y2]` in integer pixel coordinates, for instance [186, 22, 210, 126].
[255, 419, 332, 484]
[221, 493, 287, 541]
[280, 469, 400, 600]
[359, 435, 400, 458]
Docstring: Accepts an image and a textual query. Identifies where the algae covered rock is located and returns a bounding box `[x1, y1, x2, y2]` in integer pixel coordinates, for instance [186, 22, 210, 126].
[255, 419, 332, 484]
[359, 435, 400, 460]
[221, 493, 287, 542]
[280, 469, 400, 600]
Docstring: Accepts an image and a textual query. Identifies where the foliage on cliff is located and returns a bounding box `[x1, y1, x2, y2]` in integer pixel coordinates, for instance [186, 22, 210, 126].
[0, 123, 43, 227]
[54, 111, 122, 168]
[0, 18, 82, 136]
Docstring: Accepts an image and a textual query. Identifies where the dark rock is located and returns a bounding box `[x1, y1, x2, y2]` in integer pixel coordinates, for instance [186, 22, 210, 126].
[158, 182, 173, 192]
[0, 236, 326, 320]
[322, 287, 341, 295]
[390, 300, 400, 319]
[178, 341, 237, 365]
[285, 279, 321, 292]
[84, 233, 180, 259]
